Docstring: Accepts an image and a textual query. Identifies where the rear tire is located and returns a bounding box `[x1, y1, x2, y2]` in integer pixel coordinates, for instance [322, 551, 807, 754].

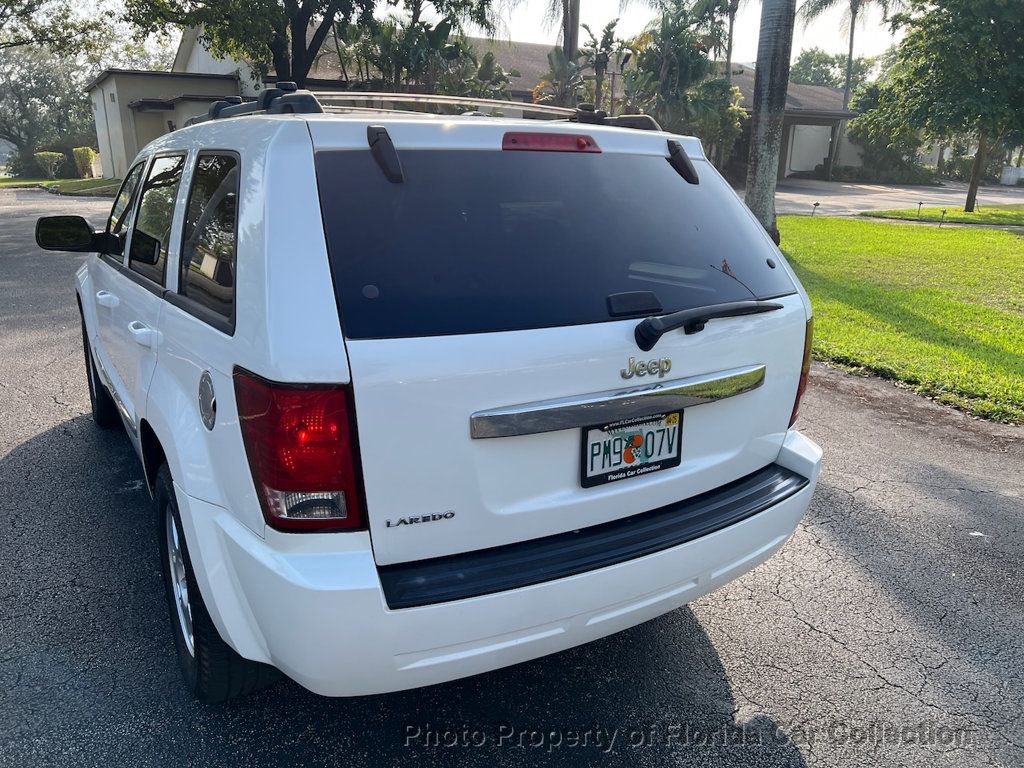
[156, 465, 280, 702]
[81, 318, 120, 430]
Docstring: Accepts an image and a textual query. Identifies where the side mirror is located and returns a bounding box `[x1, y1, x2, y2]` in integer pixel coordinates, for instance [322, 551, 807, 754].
[35, 216, 97, 253]
[129, 230, 161, 265]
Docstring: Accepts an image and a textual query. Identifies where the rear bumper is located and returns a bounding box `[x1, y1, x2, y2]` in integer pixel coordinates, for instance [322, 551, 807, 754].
[177, 430, 821, 697]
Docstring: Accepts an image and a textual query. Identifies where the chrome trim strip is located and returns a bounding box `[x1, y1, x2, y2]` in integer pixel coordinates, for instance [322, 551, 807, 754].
[93, 350, 137, 436]
[470, 365, 766, 439]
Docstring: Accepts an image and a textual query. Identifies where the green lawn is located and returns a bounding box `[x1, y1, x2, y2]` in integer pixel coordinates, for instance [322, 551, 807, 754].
[42, 177, 121, 195]
[0, 177, 46, 188]
[780, 216, 1024, 423]
[862, 204, 1024, 227]
[0, 177, 119, 194]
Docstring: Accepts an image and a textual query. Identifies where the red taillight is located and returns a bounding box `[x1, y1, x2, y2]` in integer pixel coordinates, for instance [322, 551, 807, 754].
[233, 368, 365, 532]
[789, 318, 813, 427]
[502, 132, 601, 153]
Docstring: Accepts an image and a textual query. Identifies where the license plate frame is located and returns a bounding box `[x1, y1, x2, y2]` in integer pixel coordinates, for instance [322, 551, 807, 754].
[579, 411, 683, 488]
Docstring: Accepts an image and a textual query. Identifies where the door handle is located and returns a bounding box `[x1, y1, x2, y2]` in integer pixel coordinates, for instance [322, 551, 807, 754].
[96, 290, 119, 308]
[128, 320, 160, 349]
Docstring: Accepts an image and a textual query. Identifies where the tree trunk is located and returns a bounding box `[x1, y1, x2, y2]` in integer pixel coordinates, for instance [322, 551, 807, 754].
[725, 1, 737, 84]
[936, 142, 946, 175]
[270, 29, 291, 83]
[595, 65, 605, 111]
[825, 7, 857, 182]
[744, 0, 797, 243]
[562, 0, 580, 62]
[965, 131, 988, 213]
[1016, 144, 1023, 168]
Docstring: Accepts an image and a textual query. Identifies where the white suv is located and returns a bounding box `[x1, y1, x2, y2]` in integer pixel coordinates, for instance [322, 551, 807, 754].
[36, 87, 822, 702]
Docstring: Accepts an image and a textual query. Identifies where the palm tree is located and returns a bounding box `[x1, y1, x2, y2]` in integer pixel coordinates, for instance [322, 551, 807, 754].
[544, 0, 582, 61]
[580, 20, 622, 111]
[800, 0, 900, 109]
[744, 0, 797, 242]
[694, 0, 749, 84]
[800, 0, 903, 178]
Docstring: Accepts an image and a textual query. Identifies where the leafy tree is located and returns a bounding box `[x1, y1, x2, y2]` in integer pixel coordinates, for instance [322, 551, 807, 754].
[799, 0, 903, 178]
[124, 0, 376, 86]
[633, 1, 713, 121]
[691, 0, 748, 84]
[580, 20, 623, 111]
[532, 47, 585, 106]
[882, 0, 1024, 211]
[845, 79, 928, 180]
[0, 0, 102, 51]
[438, 50, 518, 99]
[618, 69, 657, 115]
[686, 77, 745, 163]
[745, 0, 796, 242]
[790, 46, 874, 89]
[124, 0, 502, 87]
[0, 46, 95, 176]
[799, 0, 901, 108]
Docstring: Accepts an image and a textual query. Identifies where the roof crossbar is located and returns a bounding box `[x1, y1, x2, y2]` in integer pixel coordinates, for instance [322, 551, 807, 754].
[184, 82, 322, 126]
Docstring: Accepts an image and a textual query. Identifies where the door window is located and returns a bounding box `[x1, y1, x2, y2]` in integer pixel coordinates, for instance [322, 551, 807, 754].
[128, 154, 185, 286]
[178, 153, 239, 326]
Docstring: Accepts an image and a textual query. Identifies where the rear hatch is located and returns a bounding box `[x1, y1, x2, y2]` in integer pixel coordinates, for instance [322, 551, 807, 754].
[309, 119, 807, 565]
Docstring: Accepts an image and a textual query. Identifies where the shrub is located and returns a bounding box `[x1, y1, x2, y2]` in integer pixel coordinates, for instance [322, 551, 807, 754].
[802, 163, 939, 185]
[1016, 178, 1024, 187]
[73, 147, 97, 178]
[34, 151, 64, 180]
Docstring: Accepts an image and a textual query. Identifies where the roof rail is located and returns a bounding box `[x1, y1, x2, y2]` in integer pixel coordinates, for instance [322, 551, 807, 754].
[312, 91, 575, 118]
[183, 86, 661, 132]
[184, 82, 323, 127]
[314, 93, 662, 130]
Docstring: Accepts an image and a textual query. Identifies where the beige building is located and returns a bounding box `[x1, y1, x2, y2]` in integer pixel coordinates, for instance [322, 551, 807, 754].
[86, 69, 244, 178]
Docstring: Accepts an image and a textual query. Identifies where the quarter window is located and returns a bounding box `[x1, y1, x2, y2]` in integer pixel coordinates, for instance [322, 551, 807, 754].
[128, 154, 185, 285]
[179, 154, 239, 323]
[107, 162, 145, 237]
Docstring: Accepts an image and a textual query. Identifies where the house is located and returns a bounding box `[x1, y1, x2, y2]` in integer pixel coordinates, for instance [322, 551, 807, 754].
[86, 30, 862, 180]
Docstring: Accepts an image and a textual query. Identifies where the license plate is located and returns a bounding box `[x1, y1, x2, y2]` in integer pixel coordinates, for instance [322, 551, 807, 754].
[580, 412, 682, 488]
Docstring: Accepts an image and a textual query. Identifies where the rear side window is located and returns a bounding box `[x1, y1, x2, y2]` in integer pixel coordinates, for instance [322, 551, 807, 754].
[107, 162, 145, 236]
[315, 149, 796, 339]
[128, 154, 185, 285]
[178, 153, 239, 324]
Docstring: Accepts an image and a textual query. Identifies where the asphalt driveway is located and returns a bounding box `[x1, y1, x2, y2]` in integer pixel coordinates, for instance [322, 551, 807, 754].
[1, 188, 1022, 767]
[774, 178, 1024, 217]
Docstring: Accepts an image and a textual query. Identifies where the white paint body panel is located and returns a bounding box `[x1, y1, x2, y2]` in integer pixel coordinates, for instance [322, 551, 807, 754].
[177, 431, 821, 696]
[75, 111, 823, 697]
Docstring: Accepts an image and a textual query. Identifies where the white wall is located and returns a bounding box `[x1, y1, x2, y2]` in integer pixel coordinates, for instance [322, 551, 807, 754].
[184, 42, 262, 95]
[787, 124, 831, 174]
[1001, 166, 1024, 186]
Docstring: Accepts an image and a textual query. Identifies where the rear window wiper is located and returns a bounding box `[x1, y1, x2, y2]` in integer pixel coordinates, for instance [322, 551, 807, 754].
[634, 300, 784, 351]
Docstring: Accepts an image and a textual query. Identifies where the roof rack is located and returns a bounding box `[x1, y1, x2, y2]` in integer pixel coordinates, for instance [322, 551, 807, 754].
[184, 85, 661, 131]
[184, 81, 323, 126]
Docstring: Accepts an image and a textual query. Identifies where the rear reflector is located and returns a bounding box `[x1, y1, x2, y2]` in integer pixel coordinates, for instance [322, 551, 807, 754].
[234, 368, 365, 532]
[502, 132, 601, 153]
[789, 318, 813, 427]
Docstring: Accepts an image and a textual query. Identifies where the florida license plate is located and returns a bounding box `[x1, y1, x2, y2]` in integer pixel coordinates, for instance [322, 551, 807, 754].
[580, 412, 682, 488]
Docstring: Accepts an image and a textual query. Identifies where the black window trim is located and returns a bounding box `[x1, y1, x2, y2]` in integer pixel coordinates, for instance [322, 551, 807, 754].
[126, 150, 188, 292]
[104, 159, 148, 247]
[169, 149, 241, 337]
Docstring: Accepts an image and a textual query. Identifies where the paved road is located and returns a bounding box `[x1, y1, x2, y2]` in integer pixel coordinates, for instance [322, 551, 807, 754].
[1, 188, 1022, 768]
[774, 178, 1024, 217]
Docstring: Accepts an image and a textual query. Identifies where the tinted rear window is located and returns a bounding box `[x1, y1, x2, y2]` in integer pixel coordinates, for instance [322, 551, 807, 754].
[315, 149, 795, 338]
